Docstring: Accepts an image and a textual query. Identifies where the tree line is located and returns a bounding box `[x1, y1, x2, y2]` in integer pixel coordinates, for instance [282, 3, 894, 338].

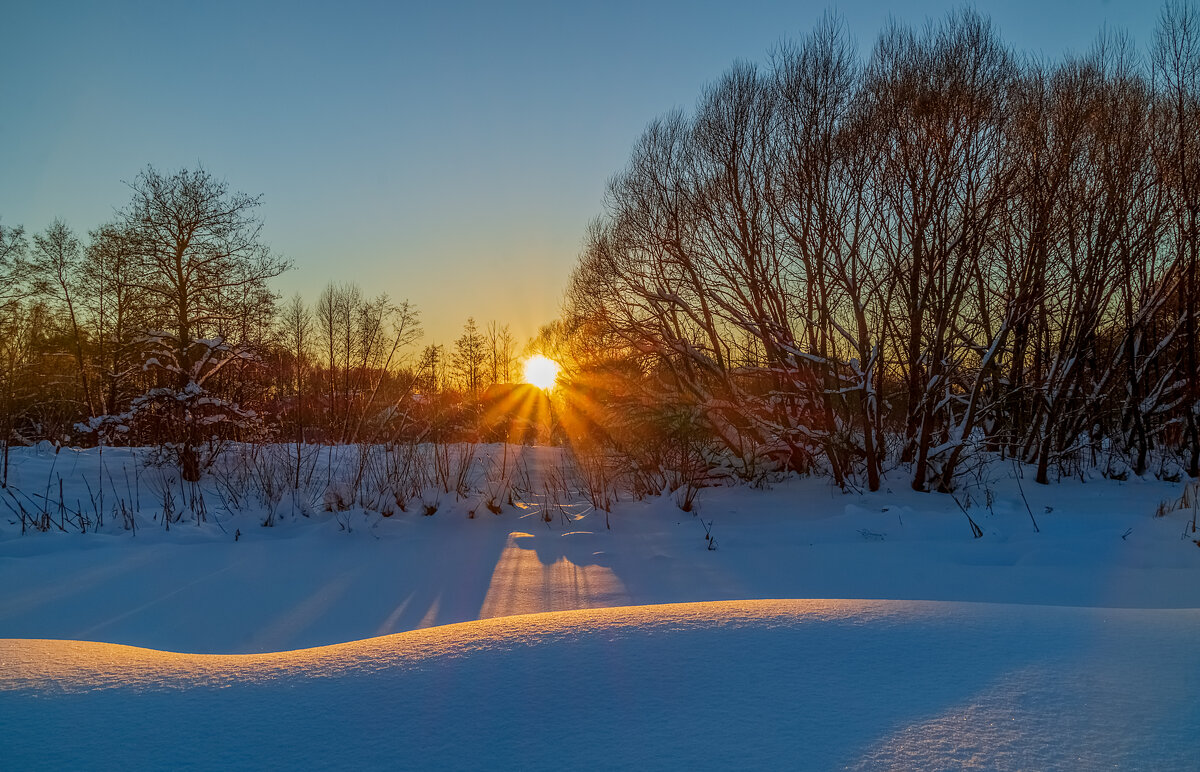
[0, 167, 523, 481]
[561, 4, 1200, 491]
[5, 5, 1199, 498]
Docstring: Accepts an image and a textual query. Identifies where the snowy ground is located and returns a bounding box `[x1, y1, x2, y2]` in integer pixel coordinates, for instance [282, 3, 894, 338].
[1, 444, 1199, 768]
[1, 444, 1197, 653]
[4, 601, 1198, 770]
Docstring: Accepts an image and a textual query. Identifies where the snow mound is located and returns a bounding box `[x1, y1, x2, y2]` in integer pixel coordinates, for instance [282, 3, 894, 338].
[3, 600, 1198, 770]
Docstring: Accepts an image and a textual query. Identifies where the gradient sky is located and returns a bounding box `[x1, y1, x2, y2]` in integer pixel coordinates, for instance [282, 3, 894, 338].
[1, 0, 1162, 347]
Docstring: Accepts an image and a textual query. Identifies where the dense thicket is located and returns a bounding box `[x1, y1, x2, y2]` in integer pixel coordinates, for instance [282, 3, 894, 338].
[563, 5, 1200, 491]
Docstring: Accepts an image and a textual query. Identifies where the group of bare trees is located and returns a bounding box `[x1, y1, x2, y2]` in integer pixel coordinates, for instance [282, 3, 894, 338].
[6, 6, 1197, 496]
[302, 283, 422, 444]
[409, 319, 516, 399]
[0, 166, 532, 481]
[565, 4, 1200, 491]
[0, 167, 290, 479]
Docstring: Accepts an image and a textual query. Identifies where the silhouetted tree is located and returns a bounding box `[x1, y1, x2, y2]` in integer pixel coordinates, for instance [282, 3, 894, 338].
[105, 166, 289, 481]
[31, 220, 92, 415]
[453, 317, 487, 399]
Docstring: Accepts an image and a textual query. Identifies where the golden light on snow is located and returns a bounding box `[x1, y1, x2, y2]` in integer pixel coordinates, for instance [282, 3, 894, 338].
[522, 355, 560, 391]
[0, 600, 872, 693]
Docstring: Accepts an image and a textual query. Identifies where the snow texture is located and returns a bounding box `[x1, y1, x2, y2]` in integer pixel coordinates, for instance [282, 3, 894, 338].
[2, 601, 1198, 770]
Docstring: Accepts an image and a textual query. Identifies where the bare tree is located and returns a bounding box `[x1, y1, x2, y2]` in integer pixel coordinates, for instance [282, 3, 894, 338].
[111, 166, 289, 481]
[0, 220, 29, 309]
[31, 220, 93, 415]
[82, 224, 148, 418]
[1153, 1, 1200, 476]
[278, 293, 311, 486]
[418, 343, 445, 394]
[344, 296, 422, 443]
[0, 221, 31, 485]
[314, 282, 339, 437]
[453, 317, 487, 399]
[486, 320, 515, 385]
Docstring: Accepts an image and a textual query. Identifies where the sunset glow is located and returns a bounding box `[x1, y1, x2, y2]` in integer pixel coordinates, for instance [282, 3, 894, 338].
[522, 355, 560, 391]
[1, 3, 1188, 769]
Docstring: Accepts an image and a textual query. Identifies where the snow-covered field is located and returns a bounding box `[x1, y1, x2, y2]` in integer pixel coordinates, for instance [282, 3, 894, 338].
[2, 444, 1199, 769]
[4, 601, 1198, 770]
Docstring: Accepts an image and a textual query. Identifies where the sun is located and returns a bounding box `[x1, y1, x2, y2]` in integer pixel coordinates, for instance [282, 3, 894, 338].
[522, 355, 561, 391]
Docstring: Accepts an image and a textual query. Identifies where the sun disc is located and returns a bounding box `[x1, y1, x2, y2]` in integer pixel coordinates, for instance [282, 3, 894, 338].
[522, 355, 560, 391]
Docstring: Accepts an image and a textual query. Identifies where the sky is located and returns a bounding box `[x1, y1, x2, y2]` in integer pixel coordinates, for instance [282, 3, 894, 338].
[0, 0, 1163, 347]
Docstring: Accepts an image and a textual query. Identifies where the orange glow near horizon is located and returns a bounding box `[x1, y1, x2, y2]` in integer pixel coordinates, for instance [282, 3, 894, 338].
[522, 355, 560, 391]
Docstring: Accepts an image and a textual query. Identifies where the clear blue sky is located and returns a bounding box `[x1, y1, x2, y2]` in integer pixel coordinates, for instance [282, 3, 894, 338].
[0, 0, 1162, 346]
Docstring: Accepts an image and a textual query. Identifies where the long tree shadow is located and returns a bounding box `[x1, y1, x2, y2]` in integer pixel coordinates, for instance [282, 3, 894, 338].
[245, 518, 515, 652]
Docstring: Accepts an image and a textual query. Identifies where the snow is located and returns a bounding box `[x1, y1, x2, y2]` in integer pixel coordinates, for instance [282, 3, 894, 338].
[3, 601, 1198, 770]
[1, 444, 1198, 768]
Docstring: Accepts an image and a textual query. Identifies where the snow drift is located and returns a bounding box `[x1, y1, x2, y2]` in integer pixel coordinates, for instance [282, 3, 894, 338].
[3, 600, 1198, 770]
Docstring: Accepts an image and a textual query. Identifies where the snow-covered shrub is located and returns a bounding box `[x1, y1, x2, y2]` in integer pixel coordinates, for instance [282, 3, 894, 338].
[323, 482, 352, 512]
[1103, 458, 1131, 481]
